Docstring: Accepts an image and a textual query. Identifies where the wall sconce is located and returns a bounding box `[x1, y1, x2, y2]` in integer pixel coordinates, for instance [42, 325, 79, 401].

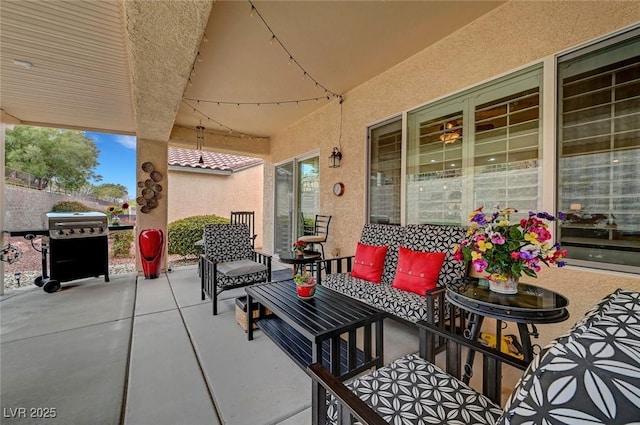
[328, 147, 342, 168]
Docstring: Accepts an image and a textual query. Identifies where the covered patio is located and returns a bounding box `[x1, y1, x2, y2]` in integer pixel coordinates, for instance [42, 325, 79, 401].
[1, 1, 640, 424]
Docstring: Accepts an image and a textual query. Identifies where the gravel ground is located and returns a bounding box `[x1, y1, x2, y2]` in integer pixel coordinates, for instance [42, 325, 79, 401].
[3, 237, 197, 290]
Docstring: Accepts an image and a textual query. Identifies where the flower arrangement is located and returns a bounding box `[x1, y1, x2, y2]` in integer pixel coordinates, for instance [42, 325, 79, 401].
[454, 206, 567, 283]
[106, 202, 129, 225]
[294, 271, 316, 286]
[292, 240, 308, 253]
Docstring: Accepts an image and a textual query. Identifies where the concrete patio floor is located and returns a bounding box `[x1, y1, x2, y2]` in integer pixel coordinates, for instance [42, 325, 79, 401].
[0, 263, 421, 425]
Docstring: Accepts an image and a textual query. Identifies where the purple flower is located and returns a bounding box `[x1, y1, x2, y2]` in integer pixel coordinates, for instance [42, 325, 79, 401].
[471, 213, 487, 225]
[557, 260, 566, 267]
[558, 211, 566, 220]
[520, 244, 539, 260]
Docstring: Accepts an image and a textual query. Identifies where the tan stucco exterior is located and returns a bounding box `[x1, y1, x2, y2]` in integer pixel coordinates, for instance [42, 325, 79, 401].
[263, 1, 640, 291]
[168, 164, 264, 248]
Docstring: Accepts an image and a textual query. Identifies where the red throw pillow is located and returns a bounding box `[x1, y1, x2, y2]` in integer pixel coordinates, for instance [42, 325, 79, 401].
[392, 247, 446, 295]
[350, 242, 388, 284]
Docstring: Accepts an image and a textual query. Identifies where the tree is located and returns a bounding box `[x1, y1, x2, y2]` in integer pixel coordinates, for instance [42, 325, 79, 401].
[5, 126, 100, 191]
[93, 183, 129, 202]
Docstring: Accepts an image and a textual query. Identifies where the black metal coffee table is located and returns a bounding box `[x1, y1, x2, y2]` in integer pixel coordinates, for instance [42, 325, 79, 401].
[247, 280, 385, 424]
[246, 280, 385, 379]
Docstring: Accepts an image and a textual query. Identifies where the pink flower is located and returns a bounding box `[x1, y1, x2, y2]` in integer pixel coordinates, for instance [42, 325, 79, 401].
[510, 251, 521, 260]
[490, 232, 506, 245]
[472, 258, 488, 272]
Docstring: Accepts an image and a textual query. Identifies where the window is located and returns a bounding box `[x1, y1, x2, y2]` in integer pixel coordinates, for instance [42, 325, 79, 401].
[557, 31, 640, 272]
[406, 66, 543, 224]
[368, 118, 402, 225]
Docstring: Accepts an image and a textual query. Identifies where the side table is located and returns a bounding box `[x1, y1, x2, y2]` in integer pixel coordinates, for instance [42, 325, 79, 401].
[446, 279, 570, 402]
[278, 251, 321, 276]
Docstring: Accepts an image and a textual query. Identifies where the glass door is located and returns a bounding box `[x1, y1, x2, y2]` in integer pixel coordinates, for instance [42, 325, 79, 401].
[297, 157, 319, 238]
[274, 161, 294, 255]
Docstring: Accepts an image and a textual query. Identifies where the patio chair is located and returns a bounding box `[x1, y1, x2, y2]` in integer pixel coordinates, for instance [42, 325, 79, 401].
[297, 214, 332, 259]
[200, 223, 272, 315]
[231, 210, 257, 248]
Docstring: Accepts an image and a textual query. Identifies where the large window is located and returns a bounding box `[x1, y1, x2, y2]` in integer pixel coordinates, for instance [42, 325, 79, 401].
[406, 66, 542, 224]
[557, 31, 640, 272]
[368, 118, 402, 225]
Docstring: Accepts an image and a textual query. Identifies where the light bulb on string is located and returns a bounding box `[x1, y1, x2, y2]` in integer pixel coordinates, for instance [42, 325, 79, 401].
[196, 52, 203, 62]
[270, 35, 275, 45]
[249, 5, 255, 17]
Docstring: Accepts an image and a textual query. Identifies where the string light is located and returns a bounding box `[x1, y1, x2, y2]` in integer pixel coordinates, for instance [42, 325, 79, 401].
[246, 0, 341, 100]
[182, 100, 269, 140]
[184, 96, 332, 106]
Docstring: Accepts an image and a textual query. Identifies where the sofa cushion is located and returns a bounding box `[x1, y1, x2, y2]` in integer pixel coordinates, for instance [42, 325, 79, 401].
[403, 224, 467, 287]
[327, 353, 503, 425]
[324, 273, 441, 323]
[217, 259, 267, 277]
[497, 289, 640, 425]
[351, 242, 388, 283]
[360, 224, 407, 286]
[392, 247, 445, 295]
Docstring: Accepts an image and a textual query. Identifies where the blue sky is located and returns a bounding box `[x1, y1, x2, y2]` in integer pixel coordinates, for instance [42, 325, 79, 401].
[85, 132, 137, 199]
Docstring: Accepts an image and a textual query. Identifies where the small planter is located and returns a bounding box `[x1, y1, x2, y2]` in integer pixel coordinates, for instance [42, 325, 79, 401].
[488, 275, 519, 295]
[296, 282, 317, 300]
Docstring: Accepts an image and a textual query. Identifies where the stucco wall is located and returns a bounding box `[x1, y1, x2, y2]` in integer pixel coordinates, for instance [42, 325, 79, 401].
[168, 164, 264, 248]
[264, 2, 640, 292]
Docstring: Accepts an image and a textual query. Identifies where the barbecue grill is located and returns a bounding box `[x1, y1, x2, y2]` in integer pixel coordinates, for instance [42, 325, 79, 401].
[37, 212, 110, 292]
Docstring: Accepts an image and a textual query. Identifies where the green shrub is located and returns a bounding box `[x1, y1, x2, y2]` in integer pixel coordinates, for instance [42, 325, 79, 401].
[51, 201, 93, 212]
[167, 215, 230, 258]
[110, 230, 134, 258]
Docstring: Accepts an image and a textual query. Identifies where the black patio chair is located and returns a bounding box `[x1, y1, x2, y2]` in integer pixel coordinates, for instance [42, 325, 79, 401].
[200, 223, 271, 315]
[231, 210, 257, 248]
[297, 214, 332, 259]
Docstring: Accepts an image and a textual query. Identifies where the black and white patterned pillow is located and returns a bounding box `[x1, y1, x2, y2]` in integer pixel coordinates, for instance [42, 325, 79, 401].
[327, 354, 503, 425]
[403, 224, 467, 287]
[360, 224, 406, 286]
[498, 289, 640, 425]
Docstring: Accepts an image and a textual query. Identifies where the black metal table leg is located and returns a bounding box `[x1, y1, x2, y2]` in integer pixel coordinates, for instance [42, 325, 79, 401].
[247, 294, 254, 341]
[462, 313, 484, 384]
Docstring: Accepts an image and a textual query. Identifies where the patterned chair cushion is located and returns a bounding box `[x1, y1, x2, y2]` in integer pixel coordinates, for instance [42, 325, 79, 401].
[204, 223, 253, 262]
[327, 354, 503, 425]
[324, 273, 440, 323]
[215, 269, 269, 289]
[497, 289, 640, 425]
[217, 259, 267, 277]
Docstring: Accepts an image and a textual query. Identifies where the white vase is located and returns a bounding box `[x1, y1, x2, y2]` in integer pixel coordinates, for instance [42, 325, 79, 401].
[488, 275, 519, 295]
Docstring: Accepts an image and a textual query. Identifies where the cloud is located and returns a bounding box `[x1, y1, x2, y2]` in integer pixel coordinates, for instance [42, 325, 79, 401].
[114, 135, 137, 150]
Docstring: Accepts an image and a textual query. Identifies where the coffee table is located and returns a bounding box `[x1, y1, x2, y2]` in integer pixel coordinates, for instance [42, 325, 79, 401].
[246, 280, 385, 422]
[446, 279, 569, 402]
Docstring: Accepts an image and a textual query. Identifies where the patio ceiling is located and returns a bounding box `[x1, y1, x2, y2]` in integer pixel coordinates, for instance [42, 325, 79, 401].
[0, 0, 504, 140]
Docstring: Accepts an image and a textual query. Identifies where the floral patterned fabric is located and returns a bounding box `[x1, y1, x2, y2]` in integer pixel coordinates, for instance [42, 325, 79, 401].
[327, 354, 503, 425]
[498, 289, 640, 425]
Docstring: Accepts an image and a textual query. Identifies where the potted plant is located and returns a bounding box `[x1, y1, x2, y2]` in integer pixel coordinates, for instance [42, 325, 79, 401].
[106, 202, 129, 226]
[454, 205, 568, 294]
[292, 240, 308, 257]
[294, 271, 316, 299]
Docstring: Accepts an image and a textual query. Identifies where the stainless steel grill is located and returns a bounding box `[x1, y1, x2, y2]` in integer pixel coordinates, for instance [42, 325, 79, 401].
[47, 212, 109, 239]
[45, 212, 110, 289]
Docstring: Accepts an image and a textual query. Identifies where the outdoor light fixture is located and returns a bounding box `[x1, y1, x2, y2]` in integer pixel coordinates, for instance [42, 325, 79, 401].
[196, 123, 205, 165]
[328, 146, 342, 168]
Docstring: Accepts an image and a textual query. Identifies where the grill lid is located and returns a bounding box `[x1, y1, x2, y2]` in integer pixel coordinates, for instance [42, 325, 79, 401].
[46, 212, 109, 238]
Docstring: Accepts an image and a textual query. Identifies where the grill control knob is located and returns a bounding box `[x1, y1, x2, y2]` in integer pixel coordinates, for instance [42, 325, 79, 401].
[57, 229, 64, 235]
[98, 227, 104, 233]
[68, 229, 75, 235]
[89, 228, 95, 233]
[79, 228, 85, 234]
